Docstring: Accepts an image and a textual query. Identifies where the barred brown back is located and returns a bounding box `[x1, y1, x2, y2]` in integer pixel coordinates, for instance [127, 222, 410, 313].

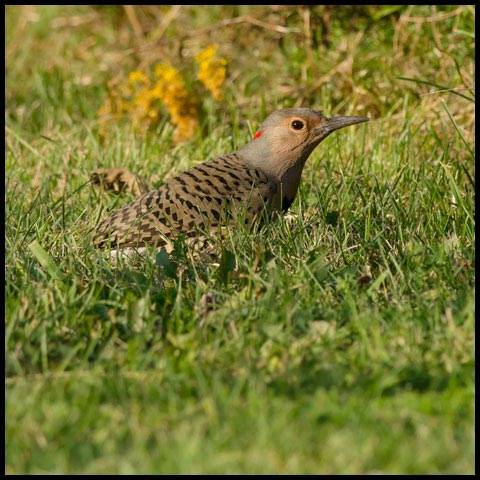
[95, 153, 277, 248]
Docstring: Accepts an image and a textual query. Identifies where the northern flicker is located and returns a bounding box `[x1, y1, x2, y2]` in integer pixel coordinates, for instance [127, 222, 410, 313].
[95, 108, 369, 249]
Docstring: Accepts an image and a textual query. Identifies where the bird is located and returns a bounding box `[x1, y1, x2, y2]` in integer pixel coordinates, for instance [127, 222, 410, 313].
[95, 108, 369, 249]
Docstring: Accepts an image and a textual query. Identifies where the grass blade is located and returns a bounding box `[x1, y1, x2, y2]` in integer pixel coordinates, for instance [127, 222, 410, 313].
[398, 76, 475, 103]
[28, 240, 65, 283]
[441, 100, 475, 160]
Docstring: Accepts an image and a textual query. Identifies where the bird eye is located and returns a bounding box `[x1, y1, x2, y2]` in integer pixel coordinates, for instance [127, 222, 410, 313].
[291, 120, 304, 130]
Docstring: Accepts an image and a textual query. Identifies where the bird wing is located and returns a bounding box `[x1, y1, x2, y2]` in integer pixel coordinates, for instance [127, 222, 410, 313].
[95, 154, 277, 248]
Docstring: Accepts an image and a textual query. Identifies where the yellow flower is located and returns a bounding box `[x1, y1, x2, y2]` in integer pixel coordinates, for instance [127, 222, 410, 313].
[153, 62, 199, 144]
[195, 45, 227, 101]
[98, 63, 200, 143]
[194, 45, 217, 64]
[129, 70, 150, 86]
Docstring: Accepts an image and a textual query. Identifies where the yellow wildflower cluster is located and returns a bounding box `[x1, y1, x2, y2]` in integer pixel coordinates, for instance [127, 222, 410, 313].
[152, 63, 199, 144]
[97, 70, 158, 137]
[98, 65, 198, 144]
[129, 70, 159, 129]
[97, 45, 227, 144]
[195, 45, 227, 101]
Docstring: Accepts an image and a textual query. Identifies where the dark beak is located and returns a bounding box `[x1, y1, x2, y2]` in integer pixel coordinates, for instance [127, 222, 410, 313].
[317, 116, 369, 134]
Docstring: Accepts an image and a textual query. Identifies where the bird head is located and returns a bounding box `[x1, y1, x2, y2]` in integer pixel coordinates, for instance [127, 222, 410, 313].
[239, 108, 369, 180]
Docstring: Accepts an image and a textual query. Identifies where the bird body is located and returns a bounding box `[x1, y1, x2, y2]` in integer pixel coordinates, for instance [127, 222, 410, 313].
[95, 108, 368, 249]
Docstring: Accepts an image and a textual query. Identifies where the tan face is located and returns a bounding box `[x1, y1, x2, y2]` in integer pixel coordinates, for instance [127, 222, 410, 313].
[254, 111, 328, 153]
[260, 111, 369, 151]
[281, 114, 328, 140]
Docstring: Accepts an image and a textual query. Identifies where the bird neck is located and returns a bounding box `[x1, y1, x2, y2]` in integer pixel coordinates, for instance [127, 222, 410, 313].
[238, 138, 320, 202]
[279, 159, 308, 201]
[238, 138, 315, 178]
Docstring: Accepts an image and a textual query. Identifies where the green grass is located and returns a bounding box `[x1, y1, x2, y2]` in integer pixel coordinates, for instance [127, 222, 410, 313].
[5, 5, 475, 475]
